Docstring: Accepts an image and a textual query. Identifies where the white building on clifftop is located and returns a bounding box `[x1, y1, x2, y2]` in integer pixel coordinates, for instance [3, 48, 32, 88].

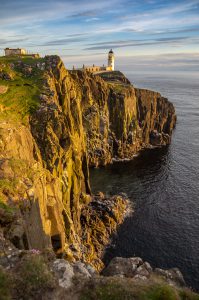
[75, 49, 115, 73]
[4, 48, 40, 58]
[4, 48, 26, 56]
[108, 49, 114, 71]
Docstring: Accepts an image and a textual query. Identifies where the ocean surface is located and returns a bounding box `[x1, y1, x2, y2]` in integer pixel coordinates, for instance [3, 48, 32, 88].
[90, 72, 199, 291]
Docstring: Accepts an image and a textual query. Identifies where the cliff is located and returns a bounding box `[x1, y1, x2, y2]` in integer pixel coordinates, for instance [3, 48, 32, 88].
[0, 55, 182, 299]
[0, 56, 176, 265]
[70, 69, 176, 166]
[0, 56, 130, 270]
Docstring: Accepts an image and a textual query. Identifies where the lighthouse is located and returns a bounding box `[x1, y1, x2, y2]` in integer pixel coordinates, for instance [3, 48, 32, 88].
[108, 49, 115, 71]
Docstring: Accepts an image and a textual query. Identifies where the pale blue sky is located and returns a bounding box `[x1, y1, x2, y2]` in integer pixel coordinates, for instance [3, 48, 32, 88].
[0, 0, 199, 70]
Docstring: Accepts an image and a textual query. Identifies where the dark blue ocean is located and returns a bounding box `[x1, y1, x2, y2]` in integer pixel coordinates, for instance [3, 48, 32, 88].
[90, 72, 199, 291]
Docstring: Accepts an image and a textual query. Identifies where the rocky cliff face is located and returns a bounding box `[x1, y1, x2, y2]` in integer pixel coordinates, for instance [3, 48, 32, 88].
[70, 69, 176, 167]
[135, 88, 176, 146]
[0, 56, 176, 271]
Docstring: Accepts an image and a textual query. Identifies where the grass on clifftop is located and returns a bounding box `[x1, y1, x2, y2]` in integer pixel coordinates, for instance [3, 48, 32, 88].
[108, 81, 130, 93]
[0, 267, 12, 300]
[0, 56, 45, 124]
[80, 277, 199, 300]
[15, 255, 56, 299]
[0, 255, 56, 300]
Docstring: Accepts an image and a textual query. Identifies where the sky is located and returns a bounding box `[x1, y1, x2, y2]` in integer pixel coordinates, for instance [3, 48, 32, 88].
[0, 0, 199, 72]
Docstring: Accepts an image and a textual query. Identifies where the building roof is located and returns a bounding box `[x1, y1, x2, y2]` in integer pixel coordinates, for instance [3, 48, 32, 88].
[4, 48, 24, 50]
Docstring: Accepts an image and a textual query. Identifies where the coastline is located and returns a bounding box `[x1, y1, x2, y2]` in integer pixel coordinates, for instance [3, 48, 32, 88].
[1, 55, 198, 298]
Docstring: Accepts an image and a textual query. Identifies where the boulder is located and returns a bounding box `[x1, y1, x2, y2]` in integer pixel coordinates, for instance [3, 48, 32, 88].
[73, 261, 93, 278]
[52, 259, 74, 289]
[102, 257, 146, 277]
[52, 259, 97, 289]
[135, 264, 150, 278]
[154, 267, 186, 287]
[102, 257, 185, 287]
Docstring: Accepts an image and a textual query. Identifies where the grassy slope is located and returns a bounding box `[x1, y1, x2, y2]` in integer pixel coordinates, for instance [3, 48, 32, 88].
[0, 56, 45, 123]
[80, 277, 199, 300]
[0, 56, 45, 204]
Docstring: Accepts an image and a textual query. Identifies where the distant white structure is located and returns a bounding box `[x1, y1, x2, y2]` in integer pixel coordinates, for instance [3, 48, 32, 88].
[4, 48, 40, 58]
[75, 49, 115, 73]
[4, 48, 27, 56]
[108, 49, 115, 71]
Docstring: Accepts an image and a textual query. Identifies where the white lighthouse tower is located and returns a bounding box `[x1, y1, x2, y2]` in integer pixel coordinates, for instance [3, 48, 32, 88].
[108, 49, 115, 71]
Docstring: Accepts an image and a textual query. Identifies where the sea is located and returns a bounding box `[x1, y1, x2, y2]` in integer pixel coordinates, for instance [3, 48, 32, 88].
[90, 70, 199, 291]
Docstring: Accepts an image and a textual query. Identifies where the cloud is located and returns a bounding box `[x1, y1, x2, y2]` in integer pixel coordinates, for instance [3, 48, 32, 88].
[0, 38, 28, 44]
[124, 26, 199, 35]
[69, 10, 99, 18]
[86, 36, 191, 46]
[89, 0, 199, 35]
[41, 36, 88, 46]
[0, 0, 199, 60]
[0, 0, 120, 25]
[65, 33, 87, 37]
[84, 36, 198, 50]
[115, 52, 199, 75]
[85, 17, 100, 22]
[62, 52, 104, 58]
[120, 0, 199, 20]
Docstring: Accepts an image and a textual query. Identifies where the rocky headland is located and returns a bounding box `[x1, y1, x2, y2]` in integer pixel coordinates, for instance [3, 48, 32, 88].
[1, 55, 197, 299]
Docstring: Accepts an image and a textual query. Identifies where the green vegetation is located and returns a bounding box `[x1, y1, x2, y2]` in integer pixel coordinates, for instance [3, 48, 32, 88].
[0, 56, 45, 124]
[8, 158, 33, 179]
[0, 268, 12, 300]
[15, 255, 55, 299]
[108, 82, 129, 94]
[98, 71, 126, 81]
[0, 197, 15, 213]
[0, 196, 16, 224]
[0, 55, 44, 66]
[0, 255, 55, 300]
[179, 290, 199, 300]
[145, 285, 179, 300]
[0, 178, 18, 196]
[0, 158, 34, 202]
[80, 278, 199, 300]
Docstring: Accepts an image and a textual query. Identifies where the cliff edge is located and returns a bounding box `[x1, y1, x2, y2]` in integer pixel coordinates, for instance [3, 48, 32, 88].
[0, 56, 193, 300]
[0, 56, 176, 266]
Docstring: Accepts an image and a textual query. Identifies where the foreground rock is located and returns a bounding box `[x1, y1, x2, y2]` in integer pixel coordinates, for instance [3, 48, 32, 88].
[52, 259, 96, 289]
[102, 256, 185, 287]
[0, 242, 198, 300]
[50, 256, 186, 290]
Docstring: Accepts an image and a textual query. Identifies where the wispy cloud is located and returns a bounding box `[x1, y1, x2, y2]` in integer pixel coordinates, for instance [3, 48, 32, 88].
[42, 37, 88, 46]
[84, 36, 199, 50]
[124, 26, 199, 35]
[69, 10, 99, 18]
[0, 0, 199, 62]
[85, 17, 100, 22]
[0, 37, 29, 45]
[0, 0, 120, 25]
